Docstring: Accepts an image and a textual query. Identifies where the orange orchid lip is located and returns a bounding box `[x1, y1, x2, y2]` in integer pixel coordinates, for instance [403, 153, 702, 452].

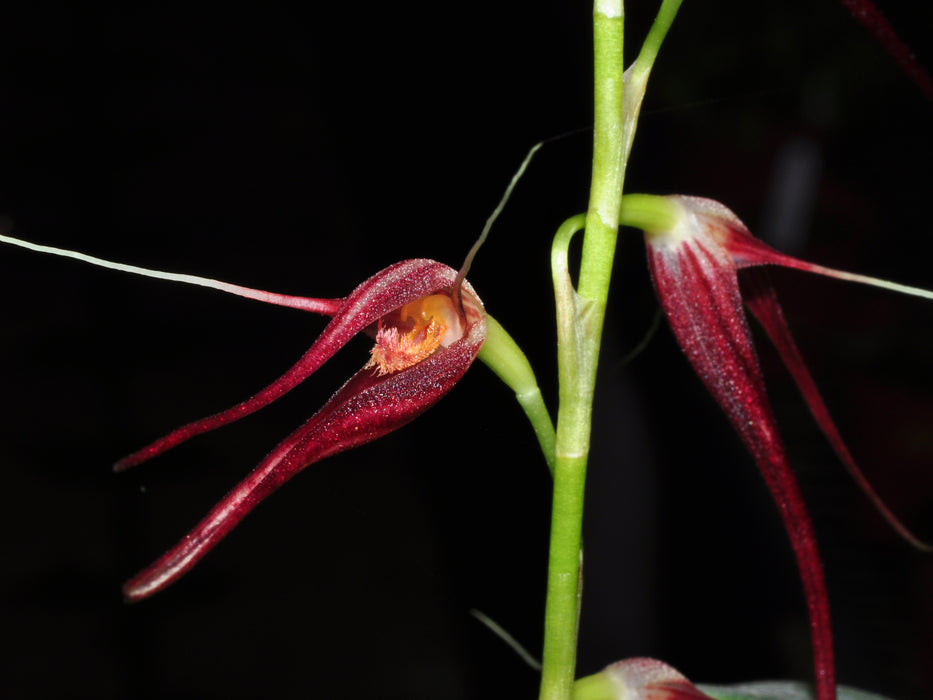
[365, 293, 467, 375]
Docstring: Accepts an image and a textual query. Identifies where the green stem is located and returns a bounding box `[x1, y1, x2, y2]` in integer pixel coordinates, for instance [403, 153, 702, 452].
[630, 0, 683, 82]
[478, 314, 556, 473]
[619, 193, 682, 233]
[540, 215, 590, 700]
[577, 3, 626, 303]
[540, 452, 588, 699]
[539, 1, 685, 697]
[572, 671, 619, 700]
[620, 0, 683, 186]
[539, 3, 625, 696]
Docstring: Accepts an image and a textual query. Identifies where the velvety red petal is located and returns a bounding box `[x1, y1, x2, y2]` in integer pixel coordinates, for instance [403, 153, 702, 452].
[671, 197, 929, 549]
[741, 270, 930, 551]
[123, 309, 486, 601]
[115, 259, 464, 471]
[679, 197, 933, 304]
[646, 232, 835, 700]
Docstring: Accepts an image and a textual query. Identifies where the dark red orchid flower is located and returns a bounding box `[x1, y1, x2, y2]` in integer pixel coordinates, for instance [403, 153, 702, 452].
[0, 231, 492, 602]
[0, 235, 489, 602]
[113, 258, 486, 601]
[115, 260, 486, 601]
[642, 195, 931, 700]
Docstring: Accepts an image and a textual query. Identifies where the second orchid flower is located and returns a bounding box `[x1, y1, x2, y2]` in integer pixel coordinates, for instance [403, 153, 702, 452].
[635, 193, 931, 700]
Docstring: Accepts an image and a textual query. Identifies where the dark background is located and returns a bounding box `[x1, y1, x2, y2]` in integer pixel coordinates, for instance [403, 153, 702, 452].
[1, 1, 931, 698]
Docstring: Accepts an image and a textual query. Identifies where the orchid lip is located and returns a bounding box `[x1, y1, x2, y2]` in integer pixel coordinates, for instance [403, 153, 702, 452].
[365, 288, 478, 376]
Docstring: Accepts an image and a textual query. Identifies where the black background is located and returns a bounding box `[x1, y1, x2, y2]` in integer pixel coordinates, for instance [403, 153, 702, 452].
[1, 1, 932, 698]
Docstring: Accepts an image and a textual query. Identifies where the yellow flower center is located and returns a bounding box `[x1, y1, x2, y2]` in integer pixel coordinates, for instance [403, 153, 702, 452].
[365, 294, 463, 375]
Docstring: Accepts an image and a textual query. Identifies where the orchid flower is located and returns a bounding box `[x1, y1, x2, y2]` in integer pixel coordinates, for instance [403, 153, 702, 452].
[631, 194, 932, 700]
[573, 658, 713, 700]
[0, 233, 490, 602]
[572, 657, 893, 700]
[118, 261, 488, 602]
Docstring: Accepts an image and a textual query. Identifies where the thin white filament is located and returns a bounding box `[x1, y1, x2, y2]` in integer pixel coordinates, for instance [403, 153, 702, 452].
[0, 232, 341, 314]
[469, 609, 542, 672]
[806, 262, 933, 302]
[454, 140, 544, 297]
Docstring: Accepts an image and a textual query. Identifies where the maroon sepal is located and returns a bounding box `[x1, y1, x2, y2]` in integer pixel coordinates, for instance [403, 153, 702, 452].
[740, 270, 931, 552]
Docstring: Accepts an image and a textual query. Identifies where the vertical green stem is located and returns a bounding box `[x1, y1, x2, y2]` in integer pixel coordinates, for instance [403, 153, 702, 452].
[540, 214, 588, 700]
[540, 452, 588, 696]
[539, 2, 682, 697]
[538, 2, 625, 698]
[478, 314, 557, 473]
[578, 2, 627, 304]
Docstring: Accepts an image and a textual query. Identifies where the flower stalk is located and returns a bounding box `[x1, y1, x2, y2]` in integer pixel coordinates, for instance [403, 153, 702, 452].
[540, 3, 683, 697]
[477, 315, 556, 472]
[540, 5, 626, 694]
